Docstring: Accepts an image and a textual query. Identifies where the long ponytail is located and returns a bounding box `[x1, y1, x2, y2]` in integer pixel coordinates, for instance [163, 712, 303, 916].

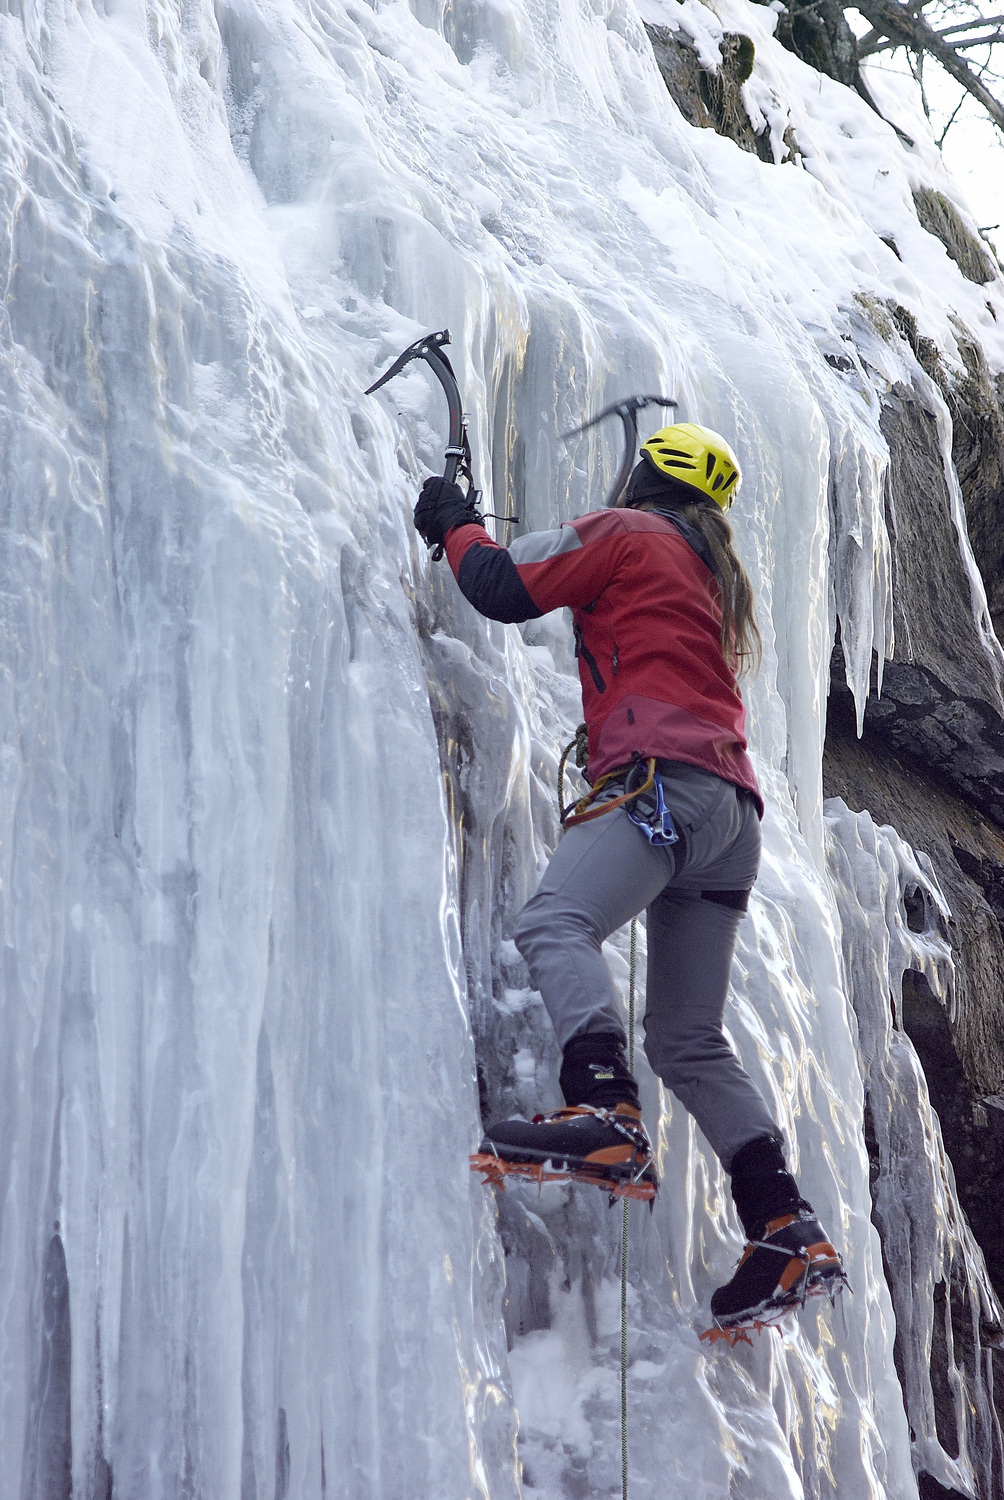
[680, 502, 762, 677]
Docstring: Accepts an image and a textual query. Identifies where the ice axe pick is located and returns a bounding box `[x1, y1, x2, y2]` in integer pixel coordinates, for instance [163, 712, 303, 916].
[562, 393, 677, 508]
[365, 329, 480, 561]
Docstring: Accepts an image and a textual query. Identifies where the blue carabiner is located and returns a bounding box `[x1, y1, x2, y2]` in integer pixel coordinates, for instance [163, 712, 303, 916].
[626, 768, 678, 847]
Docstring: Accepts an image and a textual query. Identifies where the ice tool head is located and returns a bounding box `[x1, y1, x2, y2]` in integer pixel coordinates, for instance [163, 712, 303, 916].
[640, 423, 741, 510]
[562, 393, 677, 508]
[365, 329, 479, 561]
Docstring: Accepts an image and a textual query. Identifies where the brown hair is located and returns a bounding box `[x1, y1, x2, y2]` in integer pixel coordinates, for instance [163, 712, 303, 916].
[679, 501, 762, 677]
[624, 461, 762, 676]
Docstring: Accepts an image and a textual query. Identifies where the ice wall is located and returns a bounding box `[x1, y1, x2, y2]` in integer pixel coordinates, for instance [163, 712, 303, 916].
[825, 801, 1004, 1498]
[0, 0, 1002, 1496]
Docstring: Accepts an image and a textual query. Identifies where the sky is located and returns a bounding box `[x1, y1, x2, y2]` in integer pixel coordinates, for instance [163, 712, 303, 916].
[937, 105, 1004, 243]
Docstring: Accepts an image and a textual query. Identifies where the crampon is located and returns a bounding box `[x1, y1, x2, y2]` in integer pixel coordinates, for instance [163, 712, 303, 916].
[469, 1103, 658, 1204]
[700, 1225, 850, 1346]
[699, 1320, 786, 1348]
[470, 1149, 657, 1203]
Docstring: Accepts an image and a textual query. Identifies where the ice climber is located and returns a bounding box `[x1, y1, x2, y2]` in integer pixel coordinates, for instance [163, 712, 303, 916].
[413, 422, 845, 1329]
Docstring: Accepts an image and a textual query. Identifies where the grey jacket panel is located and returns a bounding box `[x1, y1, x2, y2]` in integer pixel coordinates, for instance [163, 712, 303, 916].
[508, 524, 583, 564]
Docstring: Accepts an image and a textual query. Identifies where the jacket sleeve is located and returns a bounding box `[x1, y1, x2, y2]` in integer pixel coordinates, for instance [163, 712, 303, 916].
[443, 517, 620, 622]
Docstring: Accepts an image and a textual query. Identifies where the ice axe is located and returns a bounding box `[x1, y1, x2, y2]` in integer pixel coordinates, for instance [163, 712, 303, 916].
[562, 393, 677, 508]
[365, 329, 481, 561]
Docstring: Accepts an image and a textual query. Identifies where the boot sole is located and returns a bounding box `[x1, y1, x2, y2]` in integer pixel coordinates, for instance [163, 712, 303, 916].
[474, 1136, 655, 1180]
[470, 1151, 658, 1202]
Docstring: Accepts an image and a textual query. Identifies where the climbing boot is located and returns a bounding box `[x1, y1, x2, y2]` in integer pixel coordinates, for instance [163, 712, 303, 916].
[710, 1135, 846, 1327]
[473, 1102, 656, 1200]
[472, 1031, 656, 1201]
[710, 1208, 846, 1327]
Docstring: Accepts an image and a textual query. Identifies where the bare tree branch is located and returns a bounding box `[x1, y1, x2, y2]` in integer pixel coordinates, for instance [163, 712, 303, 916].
[853, 0, 1004, 130]
[936, 89, 967, 144]
[861, 28, 1004, 55]
[950, 33, 1004, 51]
[937, 16, 1004, 39]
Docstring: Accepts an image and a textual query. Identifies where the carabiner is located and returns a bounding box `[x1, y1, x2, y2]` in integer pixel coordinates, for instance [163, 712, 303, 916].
[625, 765, 678, 847]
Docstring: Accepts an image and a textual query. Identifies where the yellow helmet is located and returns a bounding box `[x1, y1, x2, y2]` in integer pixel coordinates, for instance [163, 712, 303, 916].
[639, 423, 742, 510]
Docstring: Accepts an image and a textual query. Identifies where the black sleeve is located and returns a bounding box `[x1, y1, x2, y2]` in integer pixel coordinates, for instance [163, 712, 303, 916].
[455, 540, 544, 624]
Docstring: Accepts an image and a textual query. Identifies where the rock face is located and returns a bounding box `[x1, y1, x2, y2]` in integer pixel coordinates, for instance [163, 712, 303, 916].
[768, 0, 863, 91]
[912, 191, 999, 288]
[835, 377, 1004, 829]
[823, 312, 1004, 1498]
[823, 345, 1004, 1129]
[646, 24, 779, 162]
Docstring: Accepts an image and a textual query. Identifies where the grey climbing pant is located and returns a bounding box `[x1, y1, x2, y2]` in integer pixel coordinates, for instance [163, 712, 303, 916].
[513, 761, 780, 1169]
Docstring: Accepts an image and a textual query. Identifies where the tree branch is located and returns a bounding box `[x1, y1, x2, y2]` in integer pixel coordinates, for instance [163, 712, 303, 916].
[937, 16, 1004, 40]
[936, 89, 967, 145]
[912, 44, 933, 118]
[862, 28, 1004, 55]
[948, 32, 1004, 51]
[853, 0, 1004, 130]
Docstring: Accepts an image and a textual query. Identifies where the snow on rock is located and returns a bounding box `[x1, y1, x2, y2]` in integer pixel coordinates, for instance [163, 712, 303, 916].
[0, 0, 1001, 1496]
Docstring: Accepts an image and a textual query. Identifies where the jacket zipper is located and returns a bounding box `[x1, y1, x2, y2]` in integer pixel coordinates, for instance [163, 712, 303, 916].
[574, 621, 607, 694]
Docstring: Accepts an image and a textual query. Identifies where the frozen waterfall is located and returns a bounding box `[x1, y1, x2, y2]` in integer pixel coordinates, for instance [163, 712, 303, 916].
[1, 0, 1002, 1496]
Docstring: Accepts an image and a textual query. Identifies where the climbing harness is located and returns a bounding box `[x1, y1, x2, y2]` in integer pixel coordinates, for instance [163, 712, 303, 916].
[557, 725, 654, 831]
[558, 738, 677, 849]
[561, 759, 658, 829]
[365, 328, 517, 559]
[562, 392, 677, 508]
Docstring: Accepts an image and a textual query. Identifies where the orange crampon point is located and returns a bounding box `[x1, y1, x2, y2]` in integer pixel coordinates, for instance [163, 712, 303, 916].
[698, 1321, 785, 1348]
[469, 1151, 657, 1203]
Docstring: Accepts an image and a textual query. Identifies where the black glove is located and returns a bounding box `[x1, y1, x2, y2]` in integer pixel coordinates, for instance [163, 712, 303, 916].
[413, 475, 482, 547]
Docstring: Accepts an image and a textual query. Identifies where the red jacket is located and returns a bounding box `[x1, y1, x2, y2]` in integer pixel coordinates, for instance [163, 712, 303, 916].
[444, 507, 762, 813]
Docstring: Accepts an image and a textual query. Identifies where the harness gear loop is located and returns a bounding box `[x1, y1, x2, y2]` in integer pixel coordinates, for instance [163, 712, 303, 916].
[561, 759, 657, 829]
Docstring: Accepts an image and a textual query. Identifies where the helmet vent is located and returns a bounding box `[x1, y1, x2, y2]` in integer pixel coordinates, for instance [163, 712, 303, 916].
[706, 454, 716, 479]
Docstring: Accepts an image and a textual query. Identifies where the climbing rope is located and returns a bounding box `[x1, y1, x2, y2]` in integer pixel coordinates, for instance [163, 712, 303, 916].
[621, 918, 637, 1500]
[556, 725, 639, 1498]
[556, 721, 589, 819]
[563, 760, 657, 829]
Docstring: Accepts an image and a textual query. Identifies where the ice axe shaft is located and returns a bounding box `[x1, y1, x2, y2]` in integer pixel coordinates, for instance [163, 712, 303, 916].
[563, 393, 677, 508]
[365, 328, 479, 559]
